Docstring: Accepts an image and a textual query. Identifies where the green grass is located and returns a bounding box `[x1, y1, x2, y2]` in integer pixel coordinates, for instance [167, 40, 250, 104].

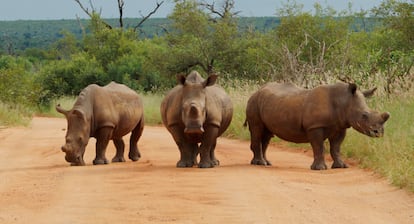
[41, 96, 77, 118]
[141, 93, 163, 126]
[342, 96, 414, 191]
[0, 102, 33, 127]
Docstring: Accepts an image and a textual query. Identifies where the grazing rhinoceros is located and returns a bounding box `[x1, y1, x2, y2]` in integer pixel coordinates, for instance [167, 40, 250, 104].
[160, 71, 233, 168]
[56, 81, 144, 166]
[244, 82, 390, 170]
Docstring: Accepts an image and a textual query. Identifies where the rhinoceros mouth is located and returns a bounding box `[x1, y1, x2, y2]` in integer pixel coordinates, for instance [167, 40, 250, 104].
[366, 129, 383, 138]
[184, 126, 205, 135]
[65, 154, 85, 166]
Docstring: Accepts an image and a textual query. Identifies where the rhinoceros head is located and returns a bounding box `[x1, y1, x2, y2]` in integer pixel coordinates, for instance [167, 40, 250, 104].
[346, 84, 390, 137]
[178, 72, 217, 138]
[56, 105, 90, 165]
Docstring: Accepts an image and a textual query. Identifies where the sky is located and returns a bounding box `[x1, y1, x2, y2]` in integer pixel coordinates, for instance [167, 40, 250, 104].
[0, 0, 384, 21]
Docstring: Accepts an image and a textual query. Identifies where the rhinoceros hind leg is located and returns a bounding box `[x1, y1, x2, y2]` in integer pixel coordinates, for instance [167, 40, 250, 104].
[129, 120, 144, 161]
[112, 139, 126, 163]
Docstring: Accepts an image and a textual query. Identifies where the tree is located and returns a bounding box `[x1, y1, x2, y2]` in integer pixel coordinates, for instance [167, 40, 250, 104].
[370, 0, 414, 93]
[166, 0, 240, 75]
[73, 0, 164, 32]
[270, 2, 354, 85]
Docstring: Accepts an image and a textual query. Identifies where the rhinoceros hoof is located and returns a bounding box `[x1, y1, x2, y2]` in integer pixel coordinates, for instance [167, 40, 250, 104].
[212, 159, 220, 166]
[176, 160, 194, 168]
[198, 161, 215, 168]
[128, 155, 140, 162]
[112, 156, 126, 163]
[331, 161, 349, 169]
[310, 162, 328, 170]
[129, 152, 141, 161]
[93, 158, 109, 165]
[250, 159, 270, 166]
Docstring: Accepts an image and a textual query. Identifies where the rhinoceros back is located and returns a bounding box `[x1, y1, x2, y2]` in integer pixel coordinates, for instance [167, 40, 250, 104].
[84, 82, 143, 138]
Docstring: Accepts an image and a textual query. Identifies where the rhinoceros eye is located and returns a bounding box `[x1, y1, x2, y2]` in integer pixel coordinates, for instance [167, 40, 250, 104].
[78, 137, 83, 144]
[362, 112, 369, 120]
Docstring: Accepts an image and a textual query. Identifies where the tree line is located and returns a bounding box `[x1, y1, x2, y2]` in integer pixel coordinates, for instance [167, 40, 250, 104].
[0, 0, 413, 110]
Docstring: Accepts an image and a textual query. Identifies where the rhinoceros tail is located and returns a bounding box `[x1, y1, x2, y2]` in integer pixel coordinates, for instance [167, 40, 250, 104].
[243, 119, 248, 128]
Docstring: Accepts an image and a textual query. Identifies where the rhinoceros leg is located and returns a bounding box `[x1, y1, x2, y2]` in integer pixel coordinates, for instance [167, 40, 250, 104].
[260, 130, 273, 166]
[93, 127, 112, 165]
[210, 142, 219, 166]
[176, 141, 198, 167]
[128, 121, 144, 161]
[329, 130, 348, 169]
[167, 125, 197, 167]
[112, 138, 126, 163]
[198, 126, 219, 168]
[308, 129, 328, 170]
[249, 124, 269, 166]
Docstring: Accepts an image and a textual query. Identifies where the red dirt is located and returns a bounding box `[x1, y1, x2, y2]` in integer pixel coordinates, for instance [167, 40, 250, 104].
[0, 117, 413, 223]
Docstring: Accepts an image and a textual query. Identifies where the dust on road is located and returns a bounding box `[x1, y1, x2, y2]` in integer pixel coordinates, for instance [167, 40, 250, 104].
[0, 117, 413, 224]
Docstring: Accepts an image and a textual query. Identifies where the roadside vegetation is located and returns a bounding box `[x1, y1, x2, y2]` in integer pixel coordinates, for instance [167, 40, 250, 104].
[0, 0, 413, 191]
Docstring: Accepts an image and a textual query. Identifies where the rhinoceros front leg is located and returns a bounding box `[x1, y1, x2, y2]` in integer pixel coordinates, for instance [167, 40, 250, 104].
[329, 129, 348, 169]
[112, 138, 126, 163]
[210, 142, 219, 166]
[176, 141, 198, 167]
[93, 127, 112, 165]
[308, 129, 328, 170]
[198, 126, 219, 168]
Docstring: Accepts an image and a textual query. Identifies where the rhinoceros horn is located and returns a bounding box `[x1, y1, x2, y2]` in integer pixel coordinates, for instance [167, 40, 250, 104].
[56, 104, 69, 117]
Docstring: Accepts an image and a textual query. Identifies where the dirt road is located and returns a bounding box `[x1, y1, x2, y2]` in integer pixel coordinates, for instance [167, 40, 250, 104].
[0, 117, 413, 224]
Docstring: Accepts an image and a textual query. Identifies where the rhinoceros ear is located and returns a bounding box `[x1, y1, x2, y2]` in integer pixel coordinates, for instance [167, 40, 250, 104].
[381, 112, 390, 123]
[73, 109, 87, 121]
[203, 74, 218, 87]
[56, 104, 69, 117]
[348, 83, 357, 95]
[362, 87, 377, 98]
[176, 74, 186, 85]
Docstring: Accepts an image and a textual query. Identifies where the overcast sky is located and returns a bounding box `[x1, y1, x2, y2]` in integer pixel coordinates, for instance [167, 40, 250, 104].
[0, 0, 384, 21]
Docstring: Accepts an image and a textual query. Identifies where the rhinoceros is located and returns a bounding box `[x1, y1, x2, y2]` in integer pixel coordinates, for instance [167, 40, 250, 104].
[160, 71, 233, 168]
[56, 81, 144, 166]
[244, 82, 390, 170]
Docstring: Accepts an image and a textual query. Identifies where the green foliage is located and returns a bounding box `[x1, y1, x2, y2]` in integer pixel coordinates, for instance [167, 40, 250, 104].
[37, 52, 106, 105]
[141, 93, 163, 126]
[372, 0, 414, 49]
[0, 55, 41, 107]
[0, 102, 33, 127]
[166, 0, 241, 74]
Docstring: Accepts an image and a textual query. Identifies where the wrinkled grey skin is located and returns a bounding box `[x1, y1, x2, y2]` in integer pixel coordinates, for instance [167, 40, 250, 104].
[244, 82, 390, 170]
[56, 82, 144, 166]
[160, 71, 233, 168]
